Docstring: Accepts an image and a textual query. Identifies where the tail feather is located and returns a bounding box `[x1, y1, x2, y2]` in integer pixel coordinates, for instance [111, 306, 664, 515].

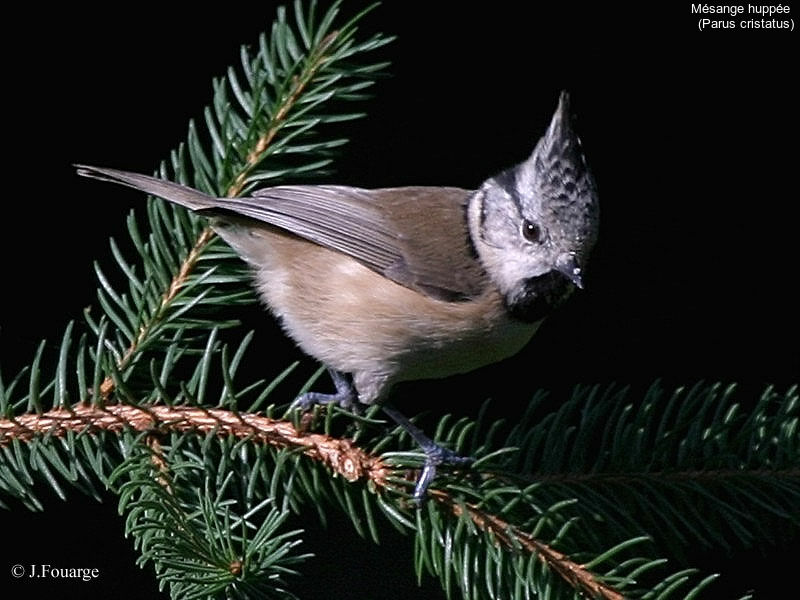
[75, 165, 218, 211]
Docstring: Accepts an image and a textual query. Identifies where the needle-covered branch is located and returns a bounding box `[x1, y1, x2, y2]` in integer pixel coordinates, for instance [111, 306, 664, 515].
[3, 379, 794, 599]
[0, 404, 387, 486]
[0, 402, 650, 599]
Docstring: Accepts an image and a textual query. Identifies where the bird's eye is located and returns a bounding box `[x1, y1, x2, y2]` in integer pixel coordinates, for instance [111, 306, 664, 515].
[521, 220, 542, 243]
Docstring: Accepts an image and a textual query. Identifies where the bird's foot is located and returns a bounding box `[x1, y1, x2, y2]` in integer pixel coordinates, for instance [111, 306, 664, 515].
[292, 369, 358, 412]
[381, 403, 474, 503]
[413, 445, 475, 504]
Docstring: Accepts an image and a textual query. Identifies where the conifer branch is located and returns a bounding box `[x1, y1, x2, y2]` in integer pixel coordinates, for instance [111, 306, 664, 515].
[0, 404, 387, 486]
[0, 403, 626, 598]
[429, 490, 625, 600]
[96, 9, 360, 401]
[4, 367, 794, 599]
[229, 29, 341, 197]
[98, 226, 217, 399]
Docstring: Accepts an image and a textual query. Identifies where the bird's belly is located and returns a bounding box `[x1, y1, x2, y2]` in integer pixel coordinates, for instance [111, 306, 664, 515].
[391, 314, 540, 382]
[244, 230, 539, 402]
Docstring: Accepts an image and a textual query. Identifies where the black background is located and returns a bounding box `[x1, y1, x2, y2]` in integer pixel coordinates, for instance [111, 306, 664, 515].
[1, 2, 797, 599]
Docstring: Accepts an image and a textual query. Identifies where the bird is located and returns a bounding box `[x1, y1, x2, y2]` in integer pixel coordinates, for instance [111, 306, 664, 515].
[76, 91, 599, 501]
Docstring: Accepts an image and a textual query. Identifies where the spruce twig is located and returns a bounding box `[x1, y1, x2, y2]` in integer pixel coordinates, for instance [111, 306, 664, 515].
[0, 405, 386, 485]
[96, 4, 376, 402]
[0, 403, 623, 598]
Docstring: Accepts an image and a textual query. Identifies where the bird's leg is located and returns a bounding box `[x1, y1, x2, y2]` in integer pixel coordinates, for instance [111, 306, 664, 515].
[381, 403, 474, 502]
[293, 369, 358, 411]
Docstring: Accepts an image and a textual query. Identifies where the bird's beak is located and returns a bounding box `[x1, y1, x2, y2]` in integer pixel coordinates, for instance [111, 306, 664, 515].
[556, 257, 584, 289]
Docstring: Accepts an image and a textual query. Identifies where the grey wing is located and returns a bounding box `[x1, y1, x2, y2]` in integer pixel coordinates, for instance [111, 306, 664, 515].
[73, 166, 487, 300]
[225, 185, 489, 302]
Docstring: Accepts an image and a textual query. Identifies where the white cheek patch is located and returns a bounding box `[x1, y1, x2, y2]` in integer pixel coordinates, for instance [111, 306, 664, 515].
[480, 245, 551, 297]
[469, 188, 552, 296]
[501, 252, 550, 288]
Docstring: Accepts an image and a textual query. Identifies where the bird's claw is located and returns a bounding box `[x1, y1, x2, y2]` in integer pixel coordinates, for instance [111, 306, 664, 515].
[291, 369, 359, 412]
[412, 446, 475, 504]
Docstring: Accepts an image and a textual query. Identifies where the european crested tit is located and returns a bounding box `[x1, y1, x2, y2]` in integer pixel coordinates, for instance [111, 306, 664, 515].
[77, 91, 599, 500]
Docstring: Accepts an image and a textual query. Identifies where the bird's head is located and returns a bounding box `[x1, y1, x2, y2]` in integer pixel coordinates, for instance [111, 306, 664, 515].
[468, 91, 599, 322]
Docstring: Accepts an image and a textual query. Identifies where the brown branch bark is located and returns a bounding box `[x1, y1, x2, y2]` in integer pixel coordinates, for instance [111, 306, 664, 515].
[429, 490, 624, 600]
[0, 404, 386, 486]
[0, 403, 620, 598]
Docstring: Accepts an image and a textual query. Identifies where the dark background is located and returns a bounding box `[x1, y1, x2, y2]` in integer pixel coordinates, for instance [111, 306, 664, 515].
[1, 2, 797, 599]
